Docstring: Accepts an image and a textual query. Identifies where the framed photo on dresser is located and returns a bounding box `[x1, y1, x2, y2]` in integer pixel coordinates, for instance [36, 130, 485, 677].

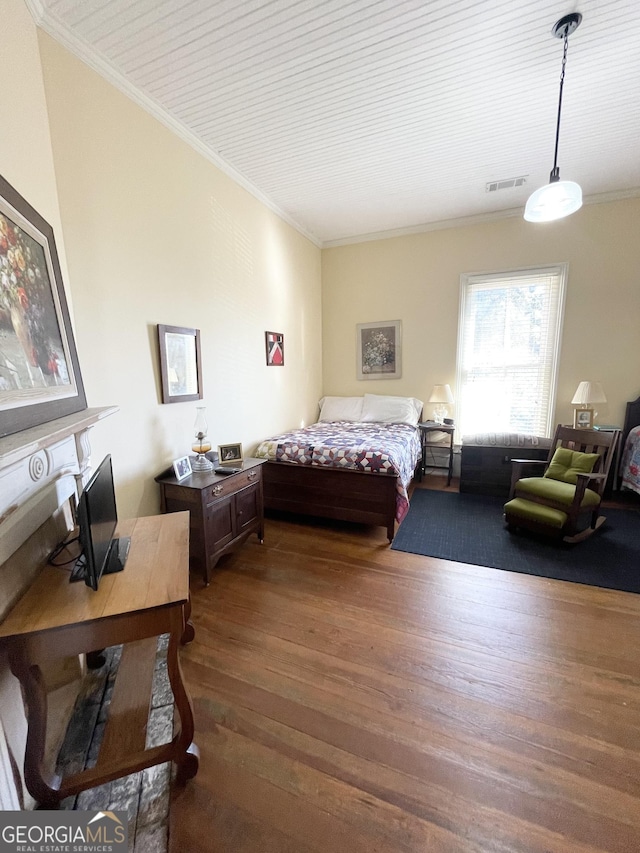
[574, 408, 594, 429]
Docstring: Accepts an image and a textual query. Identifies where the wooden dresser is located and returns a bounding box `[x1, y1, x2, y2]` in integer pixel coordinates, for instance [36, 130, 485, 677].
[156, 457, 265, 584]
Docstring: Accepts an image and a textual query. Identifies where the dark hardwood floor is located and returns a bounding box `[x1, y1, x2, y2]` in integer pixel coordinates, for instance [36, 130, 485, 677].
[170, 476, 640, 852]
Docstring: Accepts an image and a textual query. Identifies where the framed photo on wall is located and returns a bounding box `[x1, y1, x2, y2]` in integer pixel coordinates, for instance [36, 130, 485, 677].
[574, 408, 594, 429]
[356, 319, 402, 380]
[0, 173, 87, 438]
[157, 324, 203, 404]
[265, 331, 284, 366]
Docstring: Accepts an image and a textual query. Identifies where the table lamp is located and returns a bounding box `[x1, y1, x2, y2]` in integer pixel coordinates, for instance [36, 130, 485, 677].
[428, 384, 454, 424]
[571, 381, 606, 424]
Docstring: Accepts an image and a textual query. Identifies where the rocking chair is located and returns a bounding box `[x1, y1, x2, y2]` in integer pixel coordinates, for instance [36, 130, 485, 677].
[503, 425, 620, 543]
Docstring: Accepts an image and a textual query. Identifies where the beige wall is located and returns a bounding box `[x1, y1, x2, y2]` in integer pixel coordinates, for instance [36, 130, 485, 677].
[322, 199, 640, 430]
[0, 0, 76, 809]
[38, 33, 323, 519]
[0, 2, 321, 804]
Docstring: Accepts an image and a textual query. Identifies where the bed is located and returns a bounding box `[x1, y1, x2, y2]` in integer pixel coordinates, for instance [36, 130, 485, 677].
[254, 394, 423, 541]
[620, 393, 640, 496]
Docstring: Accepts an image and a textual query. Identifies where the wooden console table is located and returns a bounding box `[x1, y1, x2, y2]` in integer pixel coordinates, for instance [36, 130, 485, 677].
[0, 512, 199, 808]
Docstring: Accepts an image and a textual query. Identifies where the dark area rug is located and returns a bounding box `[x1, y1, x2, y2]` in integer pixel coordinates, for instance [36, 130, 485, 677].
[392, 490, 640, 593]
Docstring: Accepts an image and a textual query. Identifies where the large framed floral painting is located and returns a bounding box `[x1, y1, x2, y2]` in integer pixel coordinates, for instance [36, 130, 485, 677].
[356, 319, 402, 380]
[0, 174, 86, 439]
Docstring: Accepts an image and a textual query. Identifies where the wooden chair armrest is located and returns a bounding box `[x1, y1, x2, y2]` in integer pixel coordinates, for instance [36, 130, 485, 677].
[508, 459, 547, 499]
[567, 472, 607, 512]
[575, 471, 607, 497]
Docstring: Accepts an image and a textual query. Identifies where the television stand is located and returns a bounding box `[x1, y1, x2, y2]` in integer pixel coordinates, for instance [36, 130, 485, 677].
[0, 512, 198, 808]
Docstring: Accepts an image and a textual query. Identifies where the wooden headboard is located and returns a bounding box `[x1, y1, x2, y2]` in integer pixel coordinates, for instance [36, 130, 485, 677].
[622, 394, 640, 452]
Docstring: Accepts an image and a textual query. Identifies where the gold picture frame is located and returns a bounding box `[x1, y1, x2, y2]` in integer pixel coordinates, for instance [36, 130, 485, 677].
[573, 408, 594, 429]
[218, 442, 243, 466]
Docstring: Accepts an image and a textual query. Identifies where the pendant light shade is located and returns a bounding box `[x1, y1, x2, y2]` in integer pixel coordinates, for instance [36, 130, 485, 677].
[524, 13, 583, 224]
[524, 179, 582, 223]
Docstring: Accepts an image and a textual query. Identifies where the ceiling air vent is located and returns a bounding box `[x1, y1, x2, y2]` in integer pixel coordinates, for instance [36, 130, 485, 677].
[486, 176, 528, 192]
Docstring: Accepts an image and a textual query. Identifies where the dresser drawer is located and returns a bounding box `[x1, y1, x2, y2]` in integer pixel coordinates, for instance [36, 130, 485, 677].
[205, 466, 261, 503]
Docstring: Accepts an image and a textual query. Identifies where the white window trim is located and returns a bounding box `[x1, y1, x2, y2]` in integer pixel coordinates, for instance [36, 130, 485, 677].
[455, 263, 567, 439]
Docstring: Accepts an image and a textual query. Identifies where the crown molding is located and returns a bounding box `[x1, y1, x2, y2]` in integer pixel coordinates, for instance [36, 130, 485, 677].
[24, 0, 44, 21]
[24, 2, 322, 249]
[321, 188, 640, 248]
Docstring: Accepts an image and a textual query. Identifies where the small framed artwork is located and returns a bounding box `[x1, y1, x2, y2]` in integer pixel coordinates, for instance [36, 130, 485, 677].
[157, 324, 203, 404]
[218, 443, 243, 466]
[172, 455, 192, 481]
[0, 173, 87, 438]
[265, 331, 284, 366]
[356, 319, 402, 380]
[574, 408, 594, 429]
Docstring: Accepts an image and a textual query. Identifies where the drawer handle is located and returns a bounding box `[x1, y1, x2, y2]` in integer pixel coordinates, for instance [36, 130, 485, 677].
[213, 484, 223, 495]
[248, 470, 257, 479]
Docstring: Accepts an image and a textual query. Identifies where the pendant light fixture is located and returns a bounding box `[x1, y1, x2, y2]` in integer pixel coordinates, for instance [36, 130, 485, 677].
[524, 13, 583, 223]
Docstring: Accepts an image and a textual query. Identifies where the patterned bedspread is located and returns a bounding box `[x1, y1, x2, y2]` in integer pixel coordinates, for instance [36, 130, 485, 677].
[621, 425, 640, 495]
[254, 421, 421, 522]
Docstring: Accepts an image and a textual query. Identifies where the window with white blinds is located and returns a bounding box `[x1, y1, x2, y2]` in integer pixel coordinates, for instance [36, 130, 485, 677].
[455, 265, 567, 438]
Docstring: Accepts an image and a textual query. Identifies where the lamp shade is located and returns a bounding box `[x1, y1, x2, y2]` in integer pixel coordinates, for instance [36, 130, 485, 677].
[524, 180, 582, 223]
[571, 381, 607, 406]
[428, 384, 454, 404]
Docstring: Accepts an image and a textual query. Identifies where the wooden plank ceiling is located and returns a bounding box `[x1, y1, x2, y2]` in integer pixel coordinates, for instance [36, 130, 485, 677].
[31, 0, 640, 244]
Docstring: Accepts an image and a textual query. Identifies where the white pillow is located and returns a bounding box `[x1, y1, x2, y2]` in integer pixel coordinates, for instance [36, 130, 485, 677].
[361, 394, 422, 426]
[318, 396, 364, 422]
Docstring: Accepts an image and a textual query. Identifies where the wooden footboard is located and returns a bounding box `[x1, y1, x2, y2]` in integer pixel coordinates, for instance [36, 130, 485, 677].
[262, 461, 398, 541]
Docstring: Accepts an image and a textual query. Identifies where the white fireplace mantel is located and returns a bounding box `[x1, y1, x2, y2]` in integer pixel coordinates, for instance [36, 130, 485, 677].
[0, 406, 118, 581]
[0, 406, 117, 809]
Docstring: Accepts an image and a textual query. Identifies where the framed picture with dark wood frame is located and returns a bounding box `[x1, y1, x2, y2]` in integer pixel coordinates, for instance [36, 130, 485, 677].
[265, 331, 284, 366]
[157, 324, 203, 404]
[574, 408, 594, 429]
[0, 173, 87, 438]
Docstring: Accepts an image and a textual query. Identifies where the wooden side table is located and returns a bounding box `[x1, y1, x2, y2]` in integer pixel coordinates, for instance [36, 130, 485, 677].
[156, 457, 265, 585]
[418, 421, 455, 485]
[0, 512, 199, 808]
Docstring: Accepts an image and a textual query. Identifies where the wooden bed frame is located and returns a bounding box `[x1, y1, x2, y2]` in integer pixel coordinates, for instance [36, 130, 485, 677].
[622, 394, 640, 452]
[262, 461, 400, 541]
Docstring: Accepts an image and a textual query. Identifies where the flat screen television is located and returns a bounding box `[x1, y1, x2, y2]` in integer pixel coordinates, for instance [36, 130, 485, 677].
[70, 454, 130, 590]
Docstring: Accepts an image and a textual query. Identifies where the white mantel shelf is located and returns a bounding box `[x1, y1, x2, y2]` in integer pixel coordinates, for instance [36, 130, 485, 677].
[0, 407, 118, 470]
[0, 405, 119, 810]
[0, 406, 119, 572]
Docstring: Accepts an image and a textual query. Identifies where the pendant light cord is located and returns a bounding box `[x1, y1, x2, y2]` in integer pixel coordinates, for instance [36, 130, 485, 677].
[550, 30, 570, 182]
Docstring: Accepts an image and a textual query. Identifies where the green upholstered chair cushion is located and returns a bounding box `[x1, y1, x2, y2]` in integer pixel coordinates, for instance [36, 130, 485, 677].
[504, 498, 567, 529]
[543, 447, 600, 485]
[515, 476, 601, 508]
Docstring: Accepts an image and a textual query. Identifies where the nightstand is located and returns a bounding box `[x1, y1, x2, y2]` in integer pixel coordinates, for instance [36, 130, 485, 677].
[156, 457, 265, 585]
[418, 421, 455, 485]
